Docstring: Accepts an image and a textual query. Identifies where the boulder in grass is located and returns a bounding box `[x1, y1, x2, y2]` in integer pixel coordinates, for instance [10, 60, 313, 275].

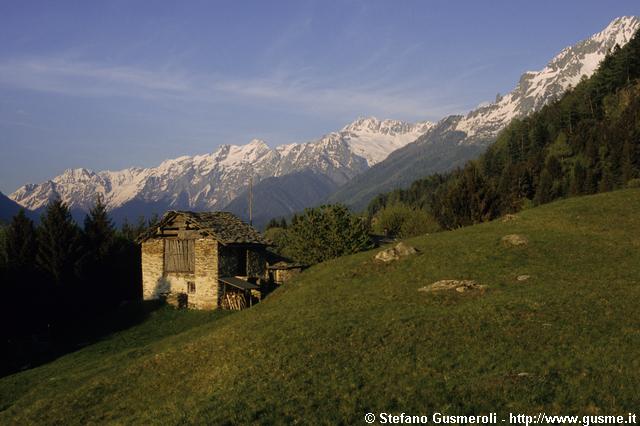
[395, 242, 418, 256]
[374, 248, 400, 263]
[501, 234, 528, 247]
[374, 242, 419, 263]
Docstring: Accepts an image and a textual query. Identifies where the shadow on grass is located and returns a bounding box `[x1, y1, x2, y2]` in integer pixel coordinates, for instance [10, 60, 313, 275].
[0, 299, 165, 378]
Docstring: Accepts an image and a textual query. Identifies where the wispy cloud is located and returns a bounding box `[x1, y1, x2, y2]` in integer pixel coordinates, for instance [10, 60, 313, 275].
[0, 55, 466, 121]
[0, 57, 191, 98]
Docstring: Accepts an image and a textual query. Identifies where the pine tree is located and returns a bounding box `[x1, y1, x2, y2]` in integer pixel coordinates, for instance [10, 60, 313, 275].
[5, 210, 38, 276]
[534, 169, 554, 205]
[599, 164, 615, 192]
[83, 196, 115, 258]
[78, 196, 116, 289]
[120, 218, 136, 241]
[569, 162, 587, 195]
[37, 199, 81, 287]
[135, 216, 148, 238]
[621, 140, 636, 184]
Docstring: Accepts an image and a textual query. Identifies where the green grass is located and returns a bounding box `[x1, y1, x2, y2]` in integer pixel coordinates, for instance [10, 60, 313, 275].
[2, 189, 640, 424]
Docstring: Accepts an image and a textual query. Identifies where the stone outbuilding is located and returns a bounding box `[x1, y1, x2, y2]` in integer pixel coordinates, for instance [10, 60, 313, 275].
[267, 261, 306, 285]
[138, 211, 270, 310]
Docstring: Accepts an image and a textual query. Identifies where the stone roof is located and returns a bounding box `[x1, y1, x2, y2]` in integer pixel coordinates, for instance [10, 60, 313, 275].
[267, 261, 306, 270]
[138, 211, 270, 245]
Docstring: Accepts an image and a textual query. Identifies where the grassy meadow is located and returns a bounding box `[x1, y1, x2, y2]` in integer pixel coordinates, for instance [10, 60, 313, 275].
[1, 189, 639, 424]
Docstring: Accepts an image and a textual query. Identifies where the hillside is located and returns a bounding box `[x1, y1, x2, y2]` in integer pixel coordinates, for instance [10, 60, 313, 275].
[365, 19, 640, 233]
[327, 116, 485, 210]
[1, 189, 639, 423]
[329, 16, 640, 211]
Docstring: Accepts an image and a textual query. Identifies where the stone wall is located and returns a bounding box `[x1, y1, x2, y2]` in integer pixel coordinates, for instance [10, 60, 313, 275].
[273, 267, 302, 285]
[190, 239, 219, 309]
[141, 239, 165, 300]
[141, 238, 220, 310]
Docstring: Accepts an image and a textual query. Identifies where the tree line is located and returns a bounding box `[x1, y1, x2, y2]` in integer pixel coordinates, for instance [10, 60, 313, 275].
[0, 198, 154, 376]
[368, 29, 640, 229]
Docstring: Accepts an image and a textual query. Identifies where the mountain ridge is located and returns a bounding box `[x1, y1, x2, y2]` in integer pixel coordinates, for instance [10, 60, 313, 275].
[327, 15, 640, 210]
[0, 191, 37, 223]
[8, 16, 639, 220]
[9, 117, 432, 220]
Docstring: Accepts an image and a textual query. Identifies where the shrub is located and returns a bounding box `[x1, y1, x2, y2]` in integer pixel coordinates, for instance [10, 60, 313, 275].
[627, 178, 640, 188]
[373, 203, 440, 238]
[398, 209, 441, 238]
[283, 205, 372, 264]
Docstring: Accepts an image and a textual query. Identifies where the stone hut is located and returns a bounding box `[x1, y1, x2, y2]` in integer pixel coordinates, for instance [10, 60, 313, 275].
[267, 261, 305, 285]
[138, 211, 270, 310]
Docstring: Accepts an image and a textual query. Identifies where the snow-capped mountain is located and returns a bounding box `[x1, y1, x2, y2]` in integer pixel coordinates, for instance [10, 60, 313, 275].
[339, 118, 434, 165]
[455, 15, 640, 143]
[10, 16, 639, 219]
[328, 16, 640, 209]
[10, 117, 432, 215]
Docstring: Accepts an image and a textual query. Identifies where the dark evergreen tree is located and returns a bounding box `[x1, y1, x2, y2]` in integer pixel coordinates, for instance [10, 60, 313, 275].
[37, 199, 81, 287]
[599, 164, 615, 192]
[2, 210, 47, 346]
[83, 196, 115, 258]
[78, 197, 117, 303]
[120, 218, 136, 240]
[434, 163, 499, 229]
[5, 209, 38, 275]
[621, 140, 636, 183]
[534, 169, 554, 205]
[569, 161, 587, 195]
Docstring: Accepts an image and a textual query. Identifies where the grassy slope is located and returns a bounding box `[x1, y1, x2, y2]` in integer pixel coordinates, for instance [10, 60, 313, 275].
[1, 189, 640, 424]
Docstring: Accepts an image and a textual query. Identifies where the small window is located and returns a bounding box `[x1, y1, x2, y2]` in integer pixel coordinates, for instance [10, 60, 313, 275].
[164, 239, 195, 273]
[187, 281, 196, 294]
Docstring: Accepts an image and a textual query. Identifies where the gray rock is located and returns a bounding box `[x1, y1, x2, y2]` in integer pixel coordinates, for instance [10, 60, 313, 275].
[395, 242, 418, 256]
[374, 243, 418, 263]
[374, 248, 400, 263]
[501, 234, 529, 247]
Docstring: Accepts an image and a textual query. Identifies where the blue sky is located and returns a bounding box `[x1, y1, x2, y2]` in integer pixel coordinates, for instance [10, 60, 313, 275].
[1, 0, 638, 194]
